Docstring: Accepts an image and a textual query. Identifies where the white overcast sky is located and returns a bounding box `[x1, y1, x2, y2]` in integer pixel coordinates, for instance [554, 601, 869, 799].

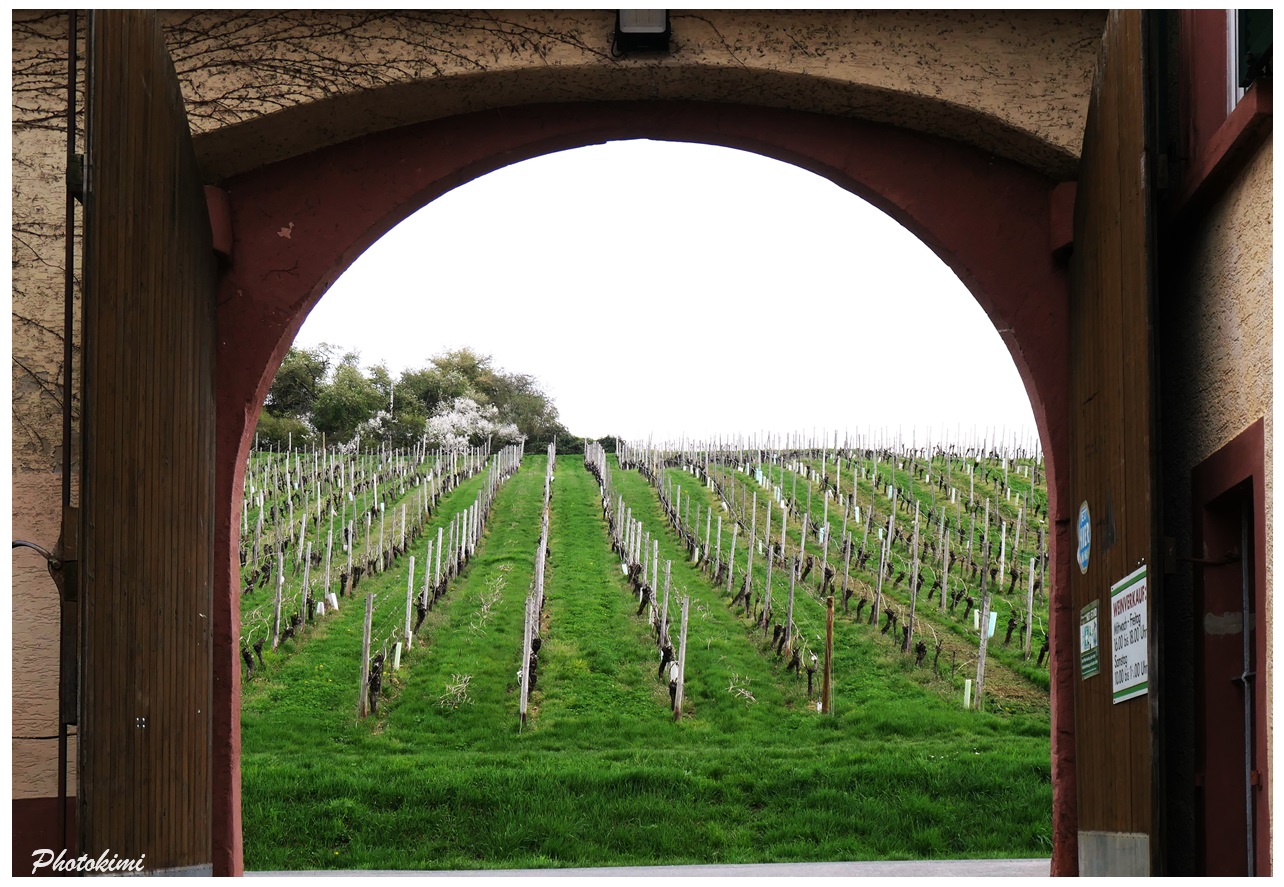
[295, 140, 1039, 452]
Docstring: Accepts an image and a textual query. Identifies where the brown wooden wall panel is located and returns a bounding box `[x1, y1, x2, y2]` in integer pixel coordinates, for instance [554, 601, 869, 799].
[1068, 9, 1157, 869]
[81, 11, 215, 871]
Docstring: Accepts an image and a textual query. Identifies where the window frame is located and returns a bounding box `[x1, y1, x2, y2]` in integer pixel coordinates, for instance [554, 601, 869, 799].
[1171, 10, 1272, 216]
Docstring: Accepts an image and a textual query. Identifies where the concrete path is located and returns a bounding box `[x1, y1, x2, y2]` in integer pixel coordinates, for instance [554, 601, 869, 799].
[249, 858, 1049, 877]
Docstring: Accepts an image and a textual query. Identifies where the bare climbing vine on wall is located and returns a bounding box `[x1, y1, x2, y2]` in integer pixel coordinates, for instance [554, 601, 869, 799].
[12, 11, 81, 466]
[161, 10, 615, 133]
[13, 10, 617, 467]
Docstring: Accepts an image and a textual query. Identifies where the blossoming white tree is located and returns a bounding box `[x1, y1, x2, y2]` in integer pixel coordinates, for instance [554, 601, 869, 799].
[426, 396, 522, 452]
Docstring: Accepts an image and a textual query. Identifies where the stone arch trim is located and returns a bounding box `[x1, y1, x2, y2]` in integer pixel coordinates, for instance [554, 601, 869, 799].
[191, 63, 1084, 182]
[212, 99, 1075, 874]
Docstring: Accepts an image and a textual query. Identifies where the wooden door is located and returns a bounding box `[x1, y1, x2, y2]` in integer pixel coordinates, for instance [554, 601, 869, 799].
[1067, 10, 1160, 877]
[1192, 421, 1269, 875]
[80, 11, 217, 873]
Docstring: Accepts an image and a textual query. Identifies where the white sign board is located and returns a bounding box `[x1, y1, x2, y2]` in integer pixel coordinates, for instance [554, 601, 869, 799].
[1110, 564, 1148, 704]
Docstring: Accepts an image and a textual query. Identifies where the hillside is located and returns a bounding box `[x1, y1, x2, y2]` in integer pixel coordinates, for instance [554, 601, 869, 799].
[238, 443, 1052, 870]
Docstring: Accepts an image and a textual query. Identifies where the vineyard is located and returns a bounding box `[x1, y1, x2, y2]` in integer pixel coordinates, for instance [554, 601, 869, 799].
[239, 433, 1054, 871]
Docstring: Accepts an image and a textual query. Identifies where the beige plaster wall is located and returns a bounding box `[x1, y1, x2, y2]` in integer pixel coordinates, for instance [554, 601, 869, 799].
[13, 11, 77, 474]
[161, 9, 1104, 181]
[13, 473, 78, 799]
[1169, 134, 1272, 581]
[1171, 138, 1273, 469]
[12, 10, 79, 800]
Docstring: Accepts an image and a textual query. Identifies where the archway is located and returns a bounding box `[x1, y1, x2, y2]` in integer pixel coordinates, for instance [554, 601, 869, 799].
[212, 99, 1074, 874]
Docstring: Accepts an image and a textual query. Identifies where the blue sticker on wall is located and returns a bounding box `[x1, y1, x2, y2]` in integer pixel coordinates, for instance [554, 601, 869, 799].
[1077, 500, 1091, 574]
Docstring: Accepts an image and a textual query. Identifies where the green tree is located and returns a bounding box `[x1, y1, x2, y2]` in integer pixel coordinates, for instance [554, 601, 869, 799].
[485, 369, 566, 445]
[265, 344, 331, 418]
[368, 362, 394, 411]
[254, 343, 575, 451]
[253, 409, 314, 450]
[311, 353, 382, 443]
[431, 348, 498, 403]
[392, 366, 456, 417]
[380, 400, 429, 448]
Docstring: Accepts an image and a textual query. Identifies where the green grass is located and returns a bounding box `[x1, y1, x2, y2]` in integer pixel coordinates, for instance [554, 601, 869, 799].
[242, 454, 1051, 871]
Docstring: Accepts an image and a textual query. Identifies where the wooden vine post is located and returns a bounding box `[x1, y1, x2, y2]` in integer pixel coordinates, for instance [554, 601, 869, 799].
[519, 593, 534, 727]
[763, 541, 775, 625]
[673, 595, 690, 721]
[297, 496, 308, 563]
[820, 489, 830, 577]
[725, 523, 738, 596]
[704, 508, 712, 566]
[821, 595, 834, 714]
[422, 541, 433, 607]
[744, 492, 756, 606]
[975, 539, 992, 711]
[434, 526, 443, 589]
[939, 508, 949, 612]
[906, 505, 920, 654]
[357, 592, 374, 718]
[364, 512, 372, 572]
[301, 542, 313, 618]
[651, 539, 660, 622]
[324, 521, 334, 608]
[779, 506, 788, 572]
[872, 515, 889, 627]
[271, 551, 284, 649]
[1025, 556, 1037, 659]
[253, 495, 264, 565]
[377, 506, 386, 572]
[785, 556, 797, 655]
[841, 532, 852, 612]
[402, 555, 416, 654]
[660, 560, 672, 646]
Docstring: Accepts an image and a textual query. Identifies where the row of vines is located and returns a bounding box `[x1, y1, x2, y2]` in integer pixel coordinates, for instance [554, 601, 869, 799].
[239, 430, 1051, 724]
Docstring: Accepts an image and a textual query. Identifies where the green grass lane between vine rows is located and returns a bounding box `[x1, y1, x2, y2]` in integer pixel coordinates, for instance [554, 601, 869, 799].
[241, 454, 1052, 871]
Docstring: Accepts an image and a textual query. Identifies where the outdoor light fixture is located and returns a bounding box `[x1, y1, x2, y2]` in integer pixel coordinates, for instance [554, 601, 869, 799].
[614, 10, 671, 54]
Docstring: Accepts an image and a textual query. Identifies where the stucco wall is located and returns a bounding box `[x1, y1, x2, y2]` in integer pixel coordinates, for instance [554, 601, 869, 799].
[1165, 133, 1271, 599]
[12, 10, 79, 801]
[13, 11, 77, 474]
[13, 474, 78, 799]
[1169, 138, 1273, 468]
[162, 9, 1104, 181]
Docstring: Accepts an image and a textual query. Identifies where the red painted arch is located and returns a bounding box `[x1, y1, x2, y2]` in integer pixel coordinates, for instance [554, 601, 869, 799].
[211, 100, 1075, 875]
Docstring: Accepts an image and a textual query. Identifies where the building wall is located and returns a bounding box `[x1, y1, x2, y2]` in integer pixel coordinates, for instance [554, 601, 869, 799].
[18, 9, 1272, 876]
[161, 9, 1104, 182]
[11, 9, 1103, 805]
[12, 10, 79, 805]
[1158, 132, 1273, 872]
[1167, 138, 1273, 465]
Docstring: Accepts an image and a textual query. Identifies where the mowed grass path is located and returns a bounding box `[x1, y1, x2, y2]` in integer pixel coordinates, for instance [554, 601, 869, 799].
[242, 455, 1052, 871]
